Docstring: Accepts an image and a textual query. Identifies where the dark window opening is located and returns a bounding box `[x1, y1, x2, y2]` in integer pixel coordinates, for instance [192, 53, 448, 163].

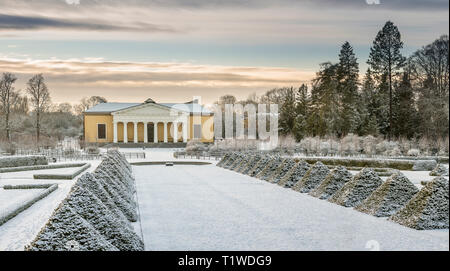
[98, 124, 106, 139]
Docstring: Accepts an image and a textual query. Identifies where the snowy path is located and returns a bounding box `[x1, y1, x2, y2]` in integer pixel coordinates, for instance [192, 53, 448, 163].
[134, 164, 449, 251]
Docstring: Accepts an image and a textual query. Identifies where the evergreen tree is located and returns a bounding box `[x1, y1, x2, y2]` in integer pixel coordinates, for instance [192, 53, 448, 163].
[308, 62, 340, 137]
[367, 21, 406, 140]
[359, 69, 380, 135]
[392, 70, 417, 138]
[279, 87, 297, 135]
[337, 41, 360, 135]
[293, 84, 310, 140]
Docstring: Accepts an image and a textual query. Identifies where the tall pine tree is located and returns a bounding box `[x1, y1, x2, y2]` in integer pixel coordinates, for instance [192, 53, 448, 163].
[337, 41, 360, 136]
[367, 21, 406, 140]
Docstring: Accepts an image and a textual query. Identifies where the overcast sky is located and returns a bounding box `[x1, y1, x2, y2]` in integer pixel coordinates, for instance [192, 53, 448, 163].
[0, 0, 448, 104]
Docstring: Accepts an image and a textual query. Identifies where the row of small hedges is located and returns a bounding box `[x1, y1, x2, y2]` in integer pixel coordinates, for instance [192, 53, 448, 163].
[0, 184, 58, 226]
[27, 150, 144, 251]
[0, 163, 86, 173]
[33, 163, 91, 180]
[0, 155, 48, 169]
[217, 152, 448, 230]
[301, 157, 437, 171]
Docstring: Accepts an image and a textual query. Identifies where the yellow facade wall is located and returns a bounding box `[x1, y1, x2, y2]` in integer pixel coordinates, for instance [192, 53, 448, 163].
[84, 114, 114, 143]
[84, 114, 214, 143]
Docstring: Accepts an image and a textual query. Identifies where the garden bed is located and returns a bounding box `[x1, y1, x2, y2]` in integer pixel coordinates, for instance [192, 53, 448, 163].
[33, 163, 91, 180]
[0, 163, 87, 173]
[0, 184, 58, 226]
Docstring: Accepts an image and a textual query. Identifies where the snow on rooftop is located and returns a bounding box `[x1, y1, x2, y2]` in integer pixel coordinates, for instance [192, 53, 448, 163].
[85, 102, 212, 114]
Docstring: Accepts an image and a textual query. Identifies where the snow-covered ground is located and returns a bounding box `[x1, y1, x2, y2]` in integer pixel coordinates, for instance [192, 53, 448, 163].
[0, 160, 101, 251]
[134, 163, 449, 251]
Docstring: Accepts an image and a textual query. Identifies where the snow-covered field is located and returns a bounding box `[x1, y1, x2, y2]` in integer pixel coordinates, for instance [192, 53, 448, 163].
[134, 163, 449, 251]
[0, 160, 101, 251]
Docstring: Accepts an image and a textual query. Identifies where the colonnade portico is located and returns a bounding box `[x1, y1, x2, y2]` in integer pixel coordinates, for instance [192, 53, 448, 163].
[112, 120, 188, 143]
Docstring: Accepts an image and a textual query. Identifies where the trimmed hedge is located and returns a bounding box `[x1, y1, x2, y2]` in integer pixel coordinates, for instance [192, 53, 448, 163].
[0, 163, 86, 173]
[33, 163, 91, 180]
[27, 150, 143, 251]
[302, 157, 436, 171]
[0, 156, 48, 169]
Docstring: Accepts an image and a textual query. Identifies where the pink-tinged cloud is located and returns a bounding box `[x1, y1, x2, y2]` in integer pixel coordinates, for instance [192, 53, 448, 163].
[0, 57, 315, 104]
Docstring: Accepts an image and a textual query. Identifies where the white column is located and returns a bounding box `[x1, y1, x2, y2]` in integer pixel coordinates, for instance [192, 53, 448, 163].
[154, 122, 158, 143]
[173, 122, 178, 143]
[123, 122, 128, 143]
[163, 122, 168, 143]
[113, 122, 118, 143]
[143, 122, 148, 143]
[133, 122, 138, 143]
[182, 121, 188, 143]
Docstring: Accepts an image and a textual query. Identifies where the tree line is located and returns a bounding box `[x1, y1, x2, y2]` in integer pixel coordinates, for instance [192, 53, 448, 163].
[216, 21, 449, 143]
[0, 73, 107, 152]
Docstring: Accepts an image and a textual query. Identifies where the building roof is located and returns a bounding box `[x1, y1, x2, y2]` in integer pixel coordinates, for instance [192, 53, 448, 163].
[85, 102, 212, 114]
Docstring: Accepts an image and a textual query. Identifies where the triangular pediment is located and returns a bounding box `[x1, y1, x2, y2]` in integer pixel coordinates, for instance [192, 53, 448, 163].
[112, 103, 185, 117]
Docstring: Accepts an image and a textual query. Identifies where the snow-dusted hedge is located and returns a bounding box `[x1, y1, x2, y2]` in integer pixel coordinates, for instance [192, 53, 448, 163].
[390, 176, 449, 230]
[302, 157, 435, 171]
[0, 162, 86, 173]
[271, 158, 297, 184]
[0, 155, 48, 169]
[33, 163, 91, 180]
[27, 150, 144, 251]
[0, 184, 58, 226]
[216, 153, 231, 167]
[355, 173, 419, 217]
[233, 153, 253, 172]
[412, 160, 438, 171]
[292, 161, 330, 193]
[309, 166, 353, 200]
[329, 168, 382, 207]
[259, 157, 285, 181]
[241, 154, 263, 175]
[278, 160, 310, 188]
[430, 164, 449, 177]
[247, 156, 273, 177]
[228, 153, 247, 171]
[222, 152, 239, 169]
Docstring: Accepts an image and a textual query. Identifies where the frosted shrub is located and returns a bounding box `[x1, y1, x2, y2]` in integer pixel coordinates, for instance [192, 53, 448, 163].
[319, 141, 331, 156]
[389, 147, 402, 157]
[418, 137, 430, 154]
[341, 133, 360, 156]
[328, 139, 339, 156]
[407, 149, 421, 157]
[383, 141, 400, 156]
[278, 135, 296, 155]
[185, 139, 208, 154]
[362, 135, 377, 156]
[375, 140, 389, 155]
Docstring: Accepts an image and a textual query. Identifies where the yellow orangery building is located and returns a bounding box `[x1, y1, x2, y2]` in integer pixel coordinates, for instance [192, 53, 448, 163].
[83, 98, 214, 144]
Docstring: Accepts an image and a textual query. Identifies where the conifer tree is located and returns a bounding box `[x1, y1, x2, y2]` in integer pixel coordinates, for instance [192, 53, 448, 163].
[367, 21, 406, 140]
[337, 41, 360, 135]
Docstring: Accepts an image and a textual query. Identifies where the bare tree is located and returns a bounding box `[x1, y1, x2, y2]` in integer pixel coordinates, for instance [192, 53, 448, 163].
[26, 74, 51, 143]
[75, 96, 107, 116]
[0, 72, 18, 141]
